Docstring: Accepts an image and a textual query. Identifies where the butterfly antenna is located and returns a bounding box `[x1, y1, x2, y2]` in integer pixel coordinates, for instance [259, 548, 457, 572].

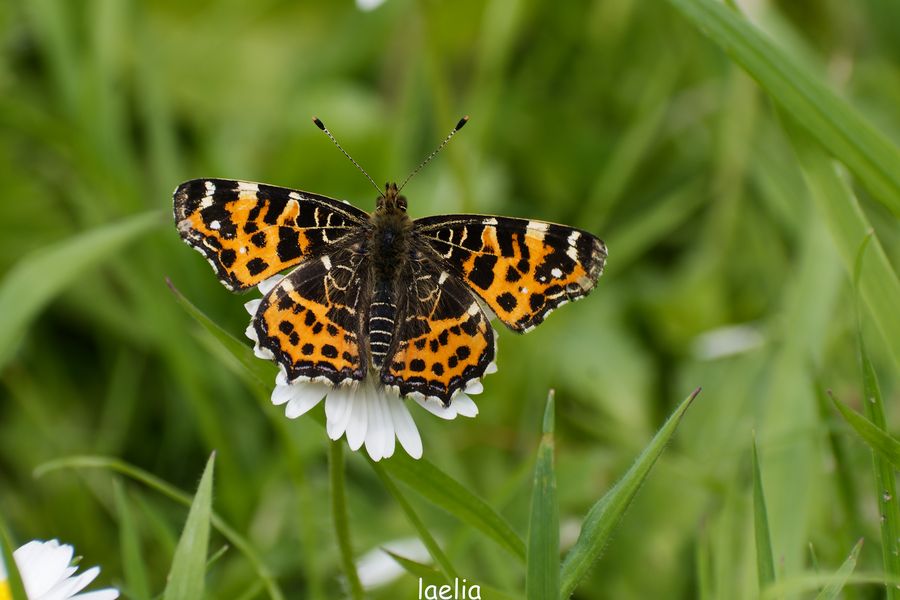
[397, 116, 469, 192]
[312, 117, 383, 196]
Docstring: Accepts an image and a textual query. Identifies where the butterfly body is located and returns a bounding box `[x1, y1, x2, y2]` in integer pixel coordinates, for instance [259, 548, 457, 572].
[174, 177, 606, 404]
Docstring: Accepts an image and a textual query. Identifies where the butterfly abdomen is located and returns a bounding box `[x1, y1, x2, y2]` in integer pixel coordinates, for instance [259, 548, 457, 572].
[369, 282, 396, 369]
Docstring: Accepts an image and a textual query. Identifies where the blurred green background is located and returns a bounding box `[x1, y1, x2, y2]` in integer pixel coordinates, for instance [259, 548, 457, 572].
[1, 0, 898, 598]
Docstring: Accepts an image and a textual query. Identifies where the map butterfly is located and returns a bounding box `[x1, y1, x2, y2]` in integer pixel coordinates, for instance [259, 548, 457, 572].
[173, 117, 607, 404]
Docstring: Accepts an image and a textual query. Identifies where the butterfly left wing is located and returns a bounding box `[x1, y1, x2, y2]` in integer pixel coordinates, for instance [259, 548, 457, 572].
[414, 215, 606, 332]
[381, 250, 496, 404]
[174, 178, 368, 291]
[252, 244, 370, 385]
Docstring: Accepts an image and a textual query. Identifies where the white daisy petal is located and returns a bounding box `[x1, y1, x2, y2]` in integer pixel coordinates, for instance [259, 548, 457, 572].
[345, 387, 368, 451]
[390, 397, 422, 459]
[17, 540, 73, 597]
[464, 379, 484, 395]
[379, 396, 397, 460]
[12, 539, 119, 600]
[361, 385, 381, 460]
[326, 387, 355, 440]
[44, 565, 101, 599]
[243, 298, 261, 316]
[364, 384, 391, 461]
[484, 361, 498, 375]
[72, 591, 121, 600]
[325, 385, 348, 421]
[451, 393, 479, 418]
[285, 382, 328, 418]
[271, 383, 293, 406]
[257, 274, 284, 295]
[415, 397, 458, 420]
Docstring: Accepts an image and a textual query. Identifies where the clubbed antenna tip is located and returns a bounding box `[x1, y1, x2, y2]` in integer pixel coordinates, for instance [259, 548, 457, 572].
[455, 115, 469, 131]
[311, 116, 381, 195]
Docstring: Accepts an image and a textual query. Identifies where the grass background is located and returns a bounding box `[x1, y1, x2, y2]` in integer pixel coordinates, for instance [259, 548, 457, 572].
[1, 0, 898, 598]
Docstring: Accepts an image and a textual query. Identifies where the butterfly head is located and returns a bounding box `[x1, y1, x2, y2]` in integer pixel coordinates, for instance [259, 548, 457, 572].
[377, 182, 408, 213]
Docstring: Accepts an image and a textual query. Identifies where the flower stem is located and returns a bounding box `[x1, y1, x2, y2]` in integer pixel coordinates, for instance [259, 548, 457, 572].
[329, 440, 364, 600]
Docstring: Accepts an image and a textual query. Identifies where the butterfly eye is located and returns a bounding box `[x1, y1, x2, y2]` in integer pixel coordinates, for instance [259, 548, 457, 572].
[397, 197, 408, 211]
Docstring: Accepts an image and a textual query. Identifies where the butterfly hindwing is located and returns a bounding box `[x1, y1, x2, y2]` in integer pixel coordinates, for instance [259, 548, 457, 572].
[415, 215, 607, 332]
[381, 251, 495, 403]
[174, 178, 368, 291]
[253, 244, 370, 385]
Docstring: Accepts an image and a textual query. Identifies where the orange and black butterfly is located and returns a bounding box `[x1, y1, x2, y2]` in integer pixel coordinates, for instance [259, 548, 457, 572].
[173, 118, 607, 404]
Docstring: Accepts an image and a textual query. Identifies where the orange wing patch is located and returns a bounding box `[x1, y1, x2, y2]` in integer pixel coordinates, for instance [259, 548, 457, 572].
[174, 179, 366, 291]
[382, 262, 495, 403]
[416, 216, 607, 332]
[253, 251, 368, 385]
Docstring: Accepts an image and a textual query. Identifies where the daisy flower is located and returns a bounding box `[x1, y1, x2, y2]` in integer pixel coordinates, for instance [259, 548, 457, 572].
[0, 539, 118, 600]
[244, 275, 495, 461]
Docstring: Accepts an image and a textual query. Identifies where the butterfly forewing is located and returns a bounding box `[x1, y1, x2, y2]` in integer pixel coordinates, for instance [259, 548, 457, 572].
[414, 215, 607, 332]
[174, 178, 368, 291]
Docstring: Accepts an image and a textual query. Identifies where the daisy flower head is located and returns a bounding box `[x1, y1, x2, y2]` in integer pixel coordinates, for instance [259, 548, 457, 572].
[0, 539, 118, 600]
[244, 275, 496, 461]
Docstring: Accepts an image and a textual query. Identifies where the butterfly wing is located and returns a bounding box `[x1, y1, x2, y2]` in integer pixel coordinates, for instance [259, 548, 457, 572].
[381, 249, 496, 404]
[252, 244, 370, 385]
[414, 215, 606, 332]
[174, 178, 369, 291]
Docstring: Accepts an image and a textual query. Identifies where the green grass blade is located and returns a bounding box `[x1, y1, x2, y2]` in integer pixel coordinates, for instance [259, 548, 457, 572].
[815, 538, 864, 600]
[752, 437, 776, 591]
[786, 124, 900, 368]
[167, 280, 274, 391]
[0, 516, 28, 600]
[0, 210, 163, 369]
[527, 391, 559, 600]
[34, 455, 284, 600]
[114, 479, 152, 600]
[829, 394, 900, 470]
[858, 337, 900, 597]
[329, 441, 364, 600]
[370, 463, 459, 582]
[665, 0, 900, 217]
[163, 451, 215, 600]
[762, 572, 900, 599]
[384, 550, 444, 582]
[559, 387, 700, 598]
[382, 452, 526, 562]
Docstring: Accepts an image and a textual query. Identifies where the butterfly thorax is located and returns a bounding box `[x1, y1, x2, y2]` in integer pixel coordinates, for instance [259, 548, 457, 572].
[367, 182, 413, 368]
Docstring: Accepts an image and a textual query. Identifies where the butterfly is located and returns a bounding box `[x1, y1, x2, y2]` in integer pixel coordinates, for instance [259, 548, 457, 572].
[173, 118, 607, 405]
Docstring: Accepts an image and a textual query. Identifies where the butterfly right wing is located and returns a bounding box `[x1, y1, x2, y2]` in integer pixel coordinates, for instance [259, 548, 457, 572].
[381, 249, 496, 404]
[414, 215, 606, 332]
[174, 178, 369, 291]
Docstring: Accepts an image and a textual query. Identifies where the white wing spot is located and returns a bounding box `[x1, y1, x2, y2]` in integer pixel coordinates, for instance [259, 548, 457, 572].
[467, 303, 479, 315]
[438, 271, 449, 284]
[321, 255, 332, 270]
[204, 180, 215, 193]
[551, 267, 563, 278]
[239, 182, 259, 193]
[484, 217, 498, 225]
[239, 247, 248, 254]
[209, 220, 221, 230]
